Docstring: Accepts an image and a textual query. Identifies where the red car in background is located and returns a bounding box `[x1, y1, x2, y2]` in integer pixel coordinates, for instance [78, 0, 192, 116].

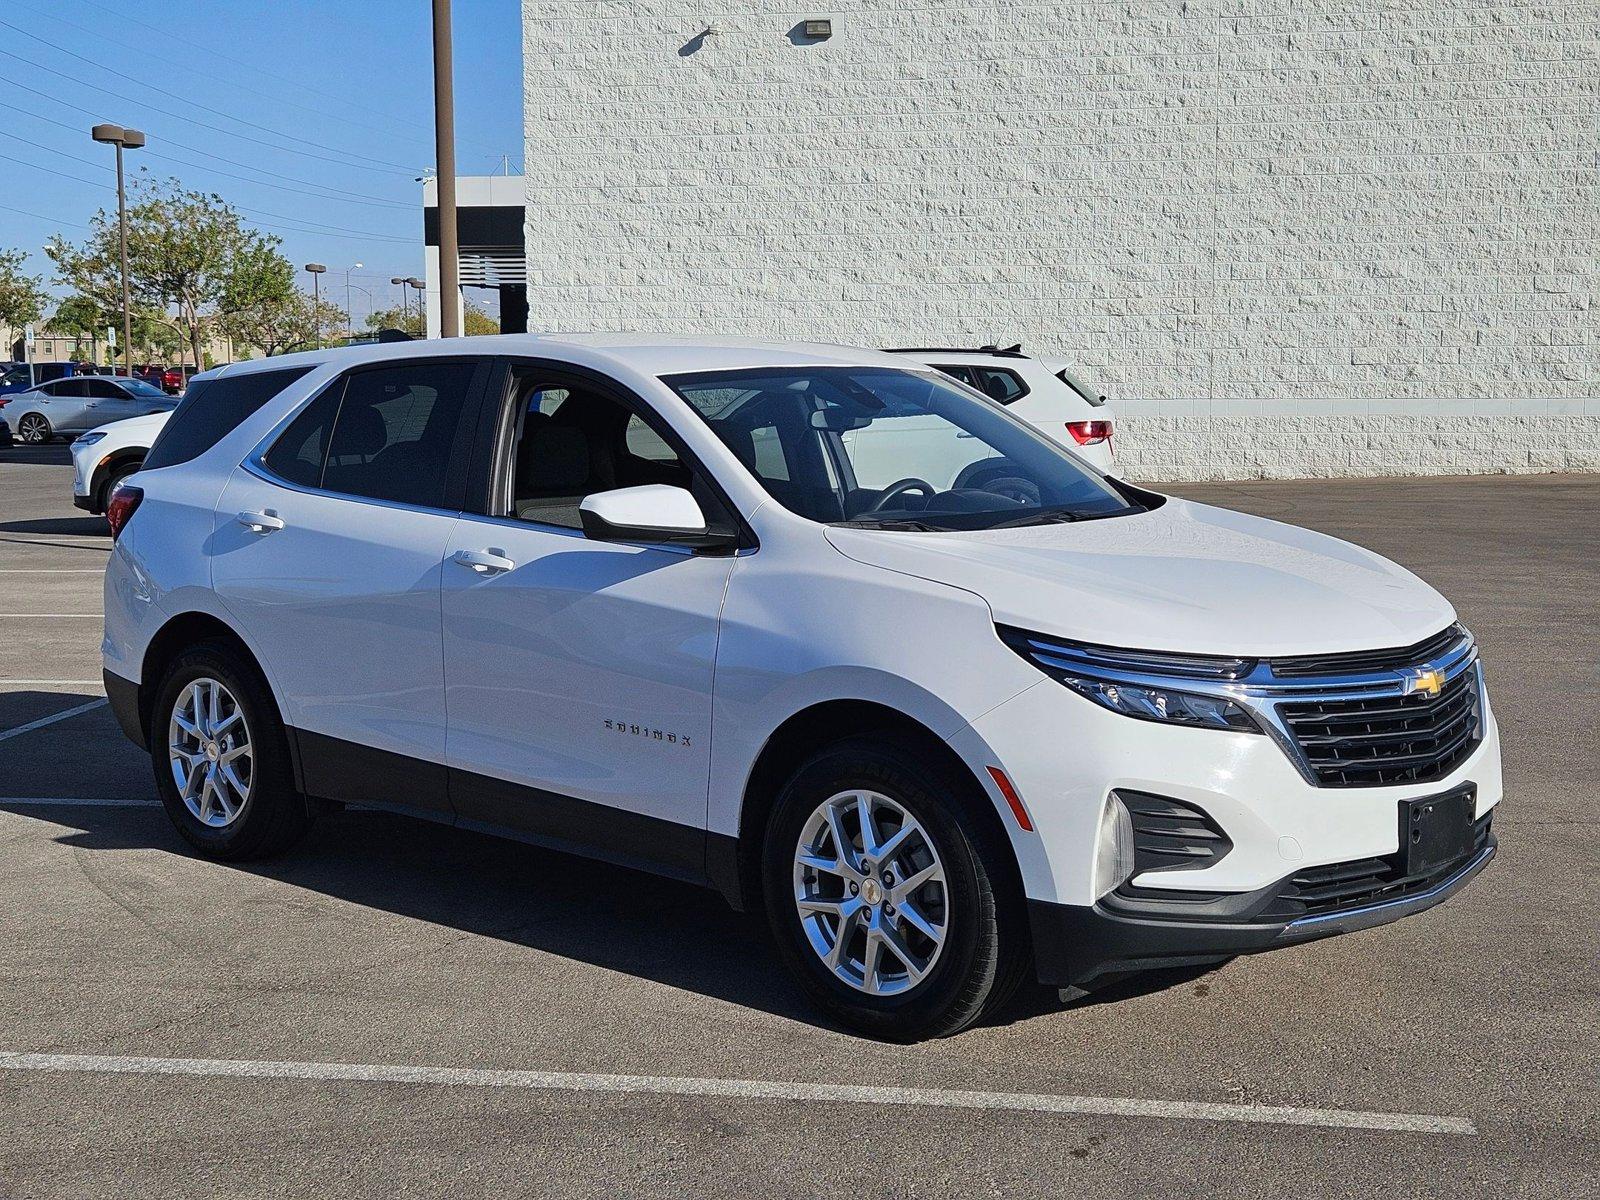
[160, 364, 198, 395]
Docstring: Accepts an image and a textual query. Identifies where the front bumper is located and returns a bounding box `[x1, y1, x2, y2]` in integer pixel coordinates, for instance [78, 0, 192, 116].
[1030, 832, 1496, 987]
[73, 493, 95, 512]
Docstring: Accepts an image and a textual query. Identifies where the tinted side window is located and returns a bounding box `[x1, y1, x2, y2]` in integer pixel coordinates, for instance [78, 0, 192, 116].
[262, 380, 343, 488]
[970, 367, 1029, 405]
[87, 380, 125, 399]
[143, 366, 316, 470]
[319, 362, 477, 508]
[54, 380, 90, 398]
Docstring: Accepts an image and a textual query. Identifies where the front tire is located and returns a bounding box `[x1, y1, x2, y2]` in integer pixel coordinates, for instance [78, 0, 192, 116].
[97, 461, 140, 514]
[17, 413, 51, 444]
[762, 736, 1027, 1041]
[150, 641, 311, 860]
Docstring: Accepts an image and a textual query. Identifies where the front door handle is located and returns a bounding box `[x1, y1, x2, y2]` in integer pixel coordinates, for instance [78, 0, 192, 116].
[236, 510, 285, 534]
[452, 548, 515, 575]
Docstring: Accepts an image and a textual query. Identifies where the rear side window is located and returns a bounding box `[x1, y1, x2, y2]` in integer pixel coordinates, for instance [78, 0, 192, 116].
[263, 361, 479, 509]
[143, 366, 315, 470]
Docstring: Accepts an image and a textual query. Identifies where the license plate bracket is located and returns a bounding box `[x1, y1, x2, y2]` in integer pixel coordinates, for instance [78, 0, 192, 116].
[1399, 785, 1476, 876]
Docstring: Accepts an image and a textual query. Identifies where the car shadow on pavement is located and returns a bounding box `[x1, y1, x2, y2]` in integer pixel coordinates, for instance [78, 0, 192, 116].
[11, 799, 1194, 1037]
[0, 516, 109, 538]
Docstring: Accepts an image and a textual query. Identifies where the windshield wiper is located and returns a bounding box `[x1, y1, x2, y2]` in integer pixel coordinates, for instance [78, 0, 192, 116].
[985, 505, 1139, 528]
[839, 517, 946, 532]
[986, 508, 1088, 529]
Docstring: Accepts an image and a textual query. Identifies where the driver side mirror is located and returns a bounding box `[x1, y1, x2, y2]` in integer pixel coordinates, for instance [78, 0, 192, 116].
[579, 485, 738, 552]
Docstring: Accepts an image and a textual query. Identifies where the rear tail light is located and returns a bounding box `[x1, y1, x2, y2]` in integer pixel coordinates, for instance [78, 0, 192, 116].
[105, 483, 144, 540]
[1065, 419, 1113, 446]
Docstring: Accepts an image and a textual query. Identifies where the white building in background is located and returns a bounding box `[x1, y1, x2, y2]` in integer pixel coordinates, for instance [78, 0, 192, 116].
[421, 174, 527, 339]
[512, 2, 1597, 479]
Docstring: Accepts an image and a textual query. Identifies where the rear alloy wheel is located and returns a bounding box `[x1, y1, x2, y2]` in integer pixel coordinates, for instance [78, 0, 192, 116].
[762, 736, 1026, 1041]
[168, 677, 254, 827]
[151, 641, 311, 860]
[17, 413, 51, 444]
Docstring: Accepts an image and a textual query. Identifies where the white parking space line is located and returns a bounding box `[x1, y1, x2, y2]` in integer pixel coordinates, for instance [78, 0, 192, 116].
[0, 613, 103, 618]
[0, 1051, 1475, 1135]
[0, 797, 158, 808]
[0, 680, 106, 687]
[0, 569, 106, 573]
[0, 699, 109, 743]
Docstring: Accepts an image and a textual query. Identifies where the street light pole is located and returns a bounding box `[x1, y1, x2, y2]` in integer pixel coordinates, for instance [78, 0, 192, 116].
[343, 262, 363, 340]
[91, 124, 144, 377]
[305, 263, 327, 348]
[407, 278, 425, 335]
[432, 0, 461, 337]
[390, 276, 408, 329]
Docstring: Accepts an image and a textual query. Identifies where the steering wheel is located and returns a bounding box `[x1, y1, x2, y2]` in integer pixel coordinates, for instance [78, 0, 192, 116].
[865, 477, 937, 514]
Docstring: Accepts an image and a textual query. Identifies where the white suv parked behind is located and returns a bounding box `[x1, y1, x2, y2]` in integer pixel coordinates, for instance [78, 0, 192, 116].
[102, 336, 1499, 1040]
[71, 409, 174, 515]
[888, 345, 1114, 472]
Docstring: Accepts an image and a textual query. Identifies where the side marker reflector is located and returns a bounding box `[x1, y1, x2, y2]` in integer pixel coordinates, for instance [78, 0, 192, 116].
[986, 766, 1033, 832]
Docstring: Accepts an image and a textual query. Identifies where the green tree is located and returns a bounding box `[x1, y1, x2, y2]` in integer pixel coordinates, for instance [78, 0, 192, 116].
[48, 294, 110, 363]
[364, 304, 423, 337]
[228, 288, 346, 357]
[463, 298, 498, 336]
[0, 248, 48, 334]
[47, 173, 286, 370]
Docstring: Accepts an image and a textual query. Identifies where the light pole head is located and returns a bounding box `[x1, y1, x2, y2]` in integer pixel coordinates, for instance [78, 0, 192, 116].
[390, 276, 406, 285]
[91, 124, 145, 149]
[407, 278, 424, 290]
[305, 263, 327, 274]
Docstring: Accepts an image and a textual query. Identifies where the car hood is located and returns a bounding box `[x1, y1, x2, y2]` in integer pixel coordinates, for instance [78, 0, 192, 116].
[824, 497, 1456, 657]
[90, 410, 172, 438]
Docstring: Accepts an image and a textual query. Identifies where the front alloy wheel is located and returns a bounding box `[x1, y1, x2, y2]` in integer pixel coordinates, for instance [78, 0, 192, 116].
[793, 790, 949, 995]
[168, 677, 253, 826]
[17, 413, 50, 444]
[762, 736, 1027, 1041]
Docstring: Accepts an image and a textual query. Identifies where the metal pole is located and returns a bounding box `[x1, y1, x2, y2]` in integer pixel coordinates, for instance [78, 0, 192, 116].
[114, 142, 133, 377]
[432, 0, 461, 337]
[312, 273, 321, 348]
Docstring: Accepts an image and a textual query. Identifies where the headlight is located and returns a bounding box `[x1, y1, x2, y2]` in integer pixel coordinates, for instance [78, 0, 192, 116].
[999, 626, 1264, 733]
[1061, 677, 1260, 730]
[73, 431, 106, 446]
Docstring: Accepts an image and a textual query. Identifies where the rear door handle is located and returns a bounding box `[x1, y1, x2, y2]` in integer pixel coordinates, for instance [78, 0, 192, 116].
[452, 548, 515, 575]
[236, 510, 285, 534]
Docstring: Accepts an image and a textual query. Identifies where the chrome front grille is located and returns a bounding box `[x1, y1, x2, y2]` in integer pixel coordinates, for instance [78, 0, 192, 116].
[1277, 665, 1480, 786]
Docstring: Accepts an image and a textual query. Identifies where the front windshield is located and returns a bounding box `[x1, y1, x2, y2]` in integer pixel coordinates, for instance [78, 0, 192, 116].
[663, 365, 1139, 530]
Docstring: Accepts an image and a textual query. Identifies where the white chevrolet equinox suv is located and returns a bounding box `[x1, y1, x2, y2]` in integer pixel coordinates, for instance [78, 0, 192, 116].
[102, 335, 1500, 1040]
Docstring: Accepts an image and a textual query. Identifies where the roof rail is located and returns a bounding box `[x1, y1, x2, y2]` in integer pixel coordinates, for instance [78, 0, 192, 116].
[883, 344, 1027, 359]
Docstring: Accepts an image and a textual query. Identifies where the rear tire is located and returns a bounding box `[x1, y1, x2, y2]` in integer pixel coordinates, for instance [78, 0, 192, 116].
[149, 641, 311, 860]
[17, 413, 51, 444]
[761, 735, 1027, 1041]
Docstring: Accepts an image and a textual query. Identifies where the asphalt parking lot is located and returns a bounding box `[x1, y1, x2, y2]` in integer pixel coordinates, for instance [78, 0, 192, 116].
[0, 442, 1595, 1199]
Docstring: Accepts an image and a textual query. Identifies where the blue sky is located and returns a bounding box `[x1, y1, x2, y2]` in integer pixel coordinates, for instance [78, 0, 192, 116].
[0, 0, 522, 322]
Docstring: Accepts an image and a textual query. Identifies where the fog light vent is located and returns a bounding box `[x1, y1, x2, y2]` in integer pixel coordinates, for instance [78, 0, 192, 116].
[1116, 790, 1233, 876]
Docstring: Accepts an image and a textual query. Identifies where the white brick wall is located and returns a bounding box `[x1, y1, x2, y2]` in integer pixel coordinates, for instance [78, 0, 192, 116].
[522, 1, 1598, 479]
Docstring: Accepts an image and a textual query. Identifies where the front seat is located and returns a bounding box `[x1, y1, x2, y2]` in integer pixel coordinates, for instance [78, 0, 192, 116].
[515, 410, 592, 523]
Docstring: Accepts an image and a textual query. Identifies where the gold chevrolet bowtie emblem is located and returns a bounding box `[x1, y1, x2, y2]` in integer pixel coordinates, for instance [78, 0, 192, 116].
[1402, 668, 1444, 698]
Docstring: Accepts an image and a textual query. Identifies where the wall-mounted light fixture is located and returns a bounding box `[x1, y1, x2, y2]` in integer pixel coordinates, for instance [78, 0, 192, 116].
[803, 19, 833, 39]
